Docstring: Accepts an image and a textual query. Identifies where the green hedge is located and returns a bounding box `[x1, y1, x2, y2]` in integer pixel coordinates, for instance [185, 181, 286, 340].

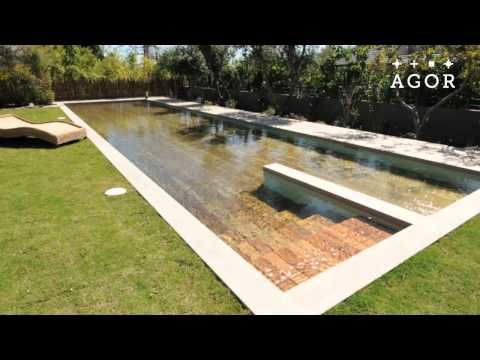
[0, 64, 54, 107]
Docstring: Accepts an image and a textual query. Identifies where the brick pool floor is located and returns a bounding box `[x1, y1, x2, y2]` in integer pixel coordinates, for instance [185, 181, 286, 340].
[222, 212, 393, 291]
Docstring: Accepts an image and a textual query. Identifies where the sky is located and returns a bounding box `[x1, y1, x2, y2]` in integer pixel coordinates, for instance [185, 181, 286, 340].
[103, 45, 328, 59]
[103, 45, 173, 57]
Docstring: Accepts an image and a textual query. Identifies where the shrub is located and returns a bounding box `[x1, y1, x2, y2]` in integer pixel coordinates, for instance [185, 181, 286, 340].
[0, 64, 54, 107]
[263, 105, 276, 116]
[225, 98, 237, 108]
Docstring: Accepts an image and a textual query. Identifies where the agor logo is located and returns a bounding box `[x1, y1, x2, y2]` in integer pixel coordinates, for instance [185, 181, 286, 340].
[390, 58, 455, 89]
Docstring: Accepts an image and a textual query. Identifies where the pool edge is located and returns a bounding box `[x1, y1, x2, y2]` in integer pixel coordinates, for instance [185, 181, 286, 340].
[58, 98, 480, 315]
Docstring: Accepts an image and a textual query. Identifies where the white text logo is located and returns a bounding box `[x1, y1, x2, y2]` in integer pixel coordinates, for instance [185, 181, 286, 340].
[390, 58, 455, 89]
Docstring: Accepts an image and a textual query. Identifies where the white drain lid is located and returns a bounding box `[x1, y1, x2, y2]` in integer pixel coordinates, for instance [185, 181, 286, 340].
[105, 187, 127, 196]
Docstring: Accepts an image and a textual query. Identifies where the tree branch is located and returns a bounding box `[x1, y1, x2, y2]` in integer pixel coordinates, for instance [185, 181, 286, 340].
[423, 76, 470, 123]
[396, 89, 420, 133]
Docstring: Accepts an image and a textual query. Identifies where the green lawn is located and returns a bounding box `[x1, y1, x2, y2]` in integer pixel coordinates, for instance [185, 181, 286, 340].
[329, 215, 480, 314]
[0, 107, 248, 314]
[1, 106, 479, 314]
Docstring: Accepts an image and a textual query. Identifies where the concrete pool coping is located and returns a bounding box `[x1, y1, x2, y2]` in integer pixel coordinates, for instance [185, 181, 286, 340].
[263, 163, 425, 228]
[58, 98, 480, 314]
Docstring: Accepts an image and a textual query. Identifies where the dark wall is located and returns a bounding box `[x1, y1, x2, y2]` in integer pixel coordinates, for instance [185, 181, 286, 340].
[182, 87, 480, 147]
[53, 79, 175, 101]
[417, 107, 480, 146]
[236, 91, 264, 112]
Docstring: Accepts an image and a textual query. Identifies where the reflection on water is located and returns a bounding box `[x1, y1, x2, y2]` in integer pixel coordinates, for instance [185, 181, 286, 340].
[69, 101, 474, 227]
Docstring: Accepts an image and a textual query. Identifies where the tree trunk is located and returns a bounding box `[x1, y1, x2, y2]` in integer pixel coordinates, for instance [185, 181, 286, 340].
[213, 72, 223, 103]
[251, 46, 281, 114]
[339, 85, 361, 127]
[282, 75, 302, 116]
[419, 79, 469, 137]
[281, 45, 307, 116]
[396, 89, 421, 135]
[143, 45, 151, 61]
[397, 77, 470, 138]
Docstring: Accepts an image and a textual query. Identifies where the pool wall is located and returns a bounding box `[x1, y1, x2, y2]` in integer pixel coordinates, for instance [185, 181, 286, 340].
[58, 97, 480, 314]
[263, 163, 423, 229]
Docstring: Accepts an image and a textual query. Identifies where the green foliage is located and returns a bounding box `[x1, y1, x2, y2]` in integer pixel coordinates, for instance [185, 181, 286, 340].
[80, 45, 104, 59]
[27, 45, 156, 82]
[0, 45, 159, 104]
[2, 44, 479, 114]
[0, 64, 54, 107]
[0, 46, 54, 107]
[93, 53, 128, 80]
[0, 45, 18, 68]
[225, 98, 237, 109]
[63, 46, 101, 80]
[244, 45, 291, 91]
[263, 105, 276, 116]
[197, 45, 235, 102]
[154, 45, 209, 85]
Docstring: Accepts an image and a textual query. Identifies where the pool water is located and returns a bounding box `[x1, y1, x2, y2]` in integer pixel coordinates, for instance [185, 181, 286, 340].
[69, 101, 475, 214]
[68, 100, 480, 288]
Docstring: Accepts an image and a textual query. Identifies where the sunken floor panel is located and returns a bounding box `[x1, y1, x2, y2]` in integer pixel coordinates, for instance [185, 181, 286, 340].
[221, 210, 393, 291]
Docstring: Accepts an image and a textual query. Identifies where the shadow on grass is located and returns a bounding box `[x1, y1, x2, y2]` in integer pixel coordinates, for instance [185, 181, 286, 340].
[0, 137, 81, 149]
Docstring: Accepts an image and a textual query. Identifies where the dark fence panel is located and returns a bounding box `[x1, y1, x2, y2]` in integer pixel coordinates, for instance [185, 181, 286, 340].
[236, 91, 263, 112]
[312, 98, 343, 123]
[53, 79, 176, 101]
[416, 107, 480, 146]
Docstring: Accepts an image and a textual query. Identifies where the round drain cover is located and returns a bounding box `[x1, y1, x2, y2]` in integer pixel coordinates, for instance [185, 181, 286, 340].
[105, 187, 127, 196]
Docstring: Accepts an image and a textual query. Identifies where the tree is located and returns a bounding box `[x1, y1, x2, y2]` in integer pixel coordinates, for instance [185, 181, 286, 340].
[393, 45, 480, 138]
[197, 45, 234, 103]
[79, 45, 104, 59]
[0, 45, 54, 106]
[244, 45, 283, 113]
[240, 45, 314, 115]
[155, 45, 208, 85]
[335, 46, 370, 127]
[0, 45, 20, 69]
[62, 46, 101, 80]
[94, 52, 129, 80]
[363, 47, 395, 132]
[277, 45, 314, 112]
[143, 45, 153, 61]
[310, 45, 371, 127]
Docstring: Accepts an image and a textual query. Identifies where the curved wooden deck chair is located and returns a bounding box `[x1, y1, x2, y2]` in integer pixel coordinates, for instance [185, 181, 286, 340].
[0, 113, 86, 146]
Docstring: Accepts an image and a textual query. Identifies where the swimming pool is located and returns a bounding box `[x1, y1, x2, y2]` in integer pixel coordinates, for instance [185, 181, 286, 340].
[67, 100, 480, 290]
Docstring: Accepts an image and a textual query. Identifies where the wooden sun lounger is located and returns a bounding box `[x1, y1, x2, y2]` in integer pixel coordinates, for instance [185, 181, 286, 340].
[0, 113, 86, 146]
